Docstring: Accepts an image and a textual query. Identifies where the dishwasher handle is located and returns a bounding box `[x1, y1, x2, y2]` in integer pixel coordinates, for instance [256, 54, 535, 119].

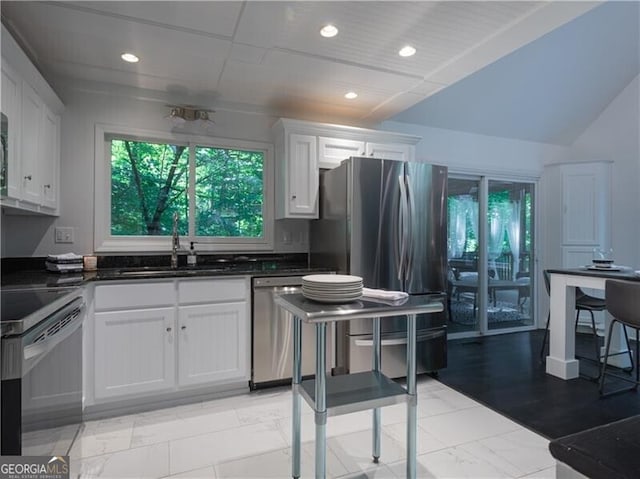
[253, 276, 304, 288]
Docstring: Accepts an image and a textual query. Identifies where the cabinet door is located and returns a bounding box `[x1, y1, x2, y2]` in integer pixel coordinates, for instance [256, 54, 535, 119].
[20, 81, 43, 205]
[1, 61, 21, 199]
[365, 142, 412, 162]
[561, 162, 610, 246]
[94, 307, 175, 399]
[318, 136, 365, 169]
[287, 133, 318, 217]
[40, 105, 59, 210]
[178, 302, 248, 386]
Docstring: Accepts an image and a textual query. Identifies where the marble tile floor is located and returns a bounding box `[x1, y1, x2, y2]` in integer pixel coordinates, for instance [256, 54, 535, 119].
[70, 376, 556, 478]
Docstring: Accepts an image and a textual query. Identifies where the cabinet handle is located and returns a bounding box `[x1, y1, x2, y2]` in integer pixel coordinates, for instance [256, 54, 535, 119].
[166, 327, 172, 332]
[181, 325, 186, 330]
[291, 194, 297, 200]
[44, 184, 51, 189]
[24, 175, 32, 181]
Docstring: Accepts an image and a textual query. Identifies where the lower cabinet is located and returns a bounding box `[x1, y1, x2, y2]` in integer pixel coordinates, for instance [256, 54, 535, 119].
[94, 307, 175, 399]
[178, 302, 248, 387]
[91, 277, 250, 405]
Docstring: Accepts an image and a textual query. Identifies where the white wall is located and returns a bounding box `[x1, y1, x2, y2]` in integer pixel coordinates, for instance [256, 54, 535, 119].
[380, 120, 570, 177]
[568, 75, 640, 268]
[1, 89, 309, 257]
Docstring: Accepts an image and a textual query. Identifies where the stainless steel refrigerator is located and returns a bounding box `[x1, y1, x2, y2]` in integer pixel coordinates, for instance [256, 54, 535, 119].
[310, 157, 448, 378]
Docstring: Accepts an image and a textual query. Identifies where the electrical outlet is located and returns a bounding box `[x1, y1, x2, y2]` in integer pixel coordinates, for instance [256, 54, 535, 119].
[54, 227, 74, 244]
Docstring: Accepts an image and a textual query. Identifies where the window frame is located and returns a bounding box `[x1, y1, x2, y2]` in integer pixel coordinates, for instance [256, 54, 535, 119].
[94, 123, 274, 253]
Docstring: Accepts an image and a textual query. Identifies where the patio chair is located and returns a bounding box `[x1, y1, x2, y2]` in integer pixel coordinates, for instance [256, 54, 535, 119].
[515, 271, 530, 312]
[599, 280, 640, 397]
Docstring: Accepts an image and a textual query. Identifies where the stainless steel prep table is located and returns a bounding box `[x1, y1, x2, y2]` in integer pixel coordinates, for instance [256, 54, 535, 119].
[274, 293, 444, 479]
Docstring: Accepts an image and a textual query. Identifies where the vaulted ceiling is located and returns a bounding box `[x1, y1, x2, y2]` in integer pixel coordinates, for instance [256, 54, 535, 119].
[1, 1, 600, 128]
[390, 1, 640, 145]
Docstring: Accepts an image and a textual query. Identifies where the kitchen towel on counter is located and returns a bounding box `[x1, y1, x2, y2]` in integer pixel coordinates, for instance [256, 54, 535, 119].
[46, 252, 83, 273]
[362, 288, 409, 301]
[47, 252, 83, 263]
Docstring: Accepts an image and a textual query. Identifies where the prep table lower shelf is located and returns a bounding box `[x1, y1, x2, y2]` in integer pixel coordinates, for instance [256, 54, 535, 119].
[299, 370, 408, 417]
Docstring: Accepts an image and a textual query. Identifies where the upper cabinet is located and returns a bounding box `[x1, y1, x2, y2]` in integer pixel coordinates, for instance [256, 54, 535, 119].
[273, 118, 420, 219]
[364, 142, 412, 162]
[318, 137, 365, 169]
[1, 25, 63, 215]
[543, 161, 612, 269]
[1, 60, 21, 200]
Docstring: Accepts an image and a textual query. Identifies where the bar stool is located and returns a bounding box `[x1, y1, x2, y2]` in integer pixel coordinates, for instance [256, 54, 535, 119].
[539, 271, 604, 371]
[599, 279, 640, 397]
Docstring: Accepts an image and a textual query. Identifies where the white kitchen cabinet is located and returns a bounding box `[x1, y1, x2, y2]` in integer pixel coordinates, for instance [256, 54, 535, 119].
[365, 142, 413, 162]
[1, 60, 21, 199]
[561, 162, 611, 248]
[287, 133, 318, 216]
[178, 302, 248, 386]
[177, 277, 250, 387]
[543, 161, 612, 269]
[318, 137, 365, 169]
[94, 307, 176, 399]
[1, 25, 63, 215]
[90, 277, 250, 407]
[40, 104, 60, 210]
[274, 132, 318, 218]
[19, 80, 43, 205]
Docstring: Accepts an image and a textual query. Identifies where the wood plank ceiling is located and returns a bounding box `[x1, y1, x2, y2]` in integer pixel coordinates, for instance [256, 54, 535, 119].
[1, 1, 598, 126]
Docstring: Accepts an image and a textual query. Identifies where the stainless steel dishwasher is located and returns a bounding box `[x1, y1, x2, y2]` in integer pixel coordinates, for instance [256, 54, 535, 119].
[251, 276, 333, 389]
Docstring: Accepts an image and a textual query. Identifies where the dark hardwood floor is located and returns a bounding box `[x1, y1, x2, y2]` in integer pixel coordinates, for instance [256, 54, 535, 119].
[436, 330, 640, 439]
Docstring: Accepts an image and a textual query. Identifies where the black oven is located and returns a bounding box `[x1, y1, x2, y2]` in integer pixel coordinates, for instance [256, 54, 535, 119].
[1, 288, 85, 456]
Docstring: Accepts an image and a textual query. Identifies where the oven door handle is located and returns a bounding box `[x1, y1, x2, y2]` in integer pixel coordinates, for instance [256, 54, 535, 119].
[23, 302, 85, 370]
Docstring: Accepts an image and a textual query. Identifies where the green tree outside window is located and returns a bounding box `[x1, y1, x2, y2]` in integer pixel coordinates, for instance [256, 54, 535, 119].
[110, 138, 264, 238]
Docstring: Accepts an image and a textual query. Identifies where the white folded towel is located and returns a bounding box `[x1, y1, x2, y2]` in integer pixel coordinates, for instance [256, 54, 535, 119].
[47, 252, 83, 262]
[362, 288, 409, 301]
[45, 261, 83, 272]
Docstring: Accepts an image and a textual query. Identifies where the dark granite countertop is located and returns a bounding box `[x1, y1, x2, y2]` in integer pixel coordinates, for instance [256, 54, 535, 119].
[549, 415, 640, 479]
[1, 254, 333, 289]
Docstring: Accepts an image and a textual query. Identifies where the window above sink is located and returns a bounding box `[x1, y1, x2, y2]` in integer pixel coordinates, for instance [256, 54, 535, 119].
[94, 124, 274, 253]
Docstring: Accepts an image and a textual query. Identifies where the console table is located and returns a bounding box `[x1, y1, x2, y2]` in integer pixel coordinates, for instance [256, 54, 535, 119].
[546, 267, 640, 380]
[275, 293, 444, 479]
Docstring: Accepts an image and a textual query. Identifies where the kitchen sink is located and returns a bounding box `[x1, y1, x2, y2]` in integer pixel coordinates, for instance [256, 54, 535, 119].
[114, 266, 229, 277]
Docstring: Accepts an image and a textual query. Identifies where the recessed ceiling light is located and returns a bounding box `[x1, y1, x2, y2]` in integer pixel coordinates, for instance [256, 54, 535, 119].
[121, 52, 139, 63]
[398, 45, 416, 57]
[344, 91, 358, 100]
[320, 24, 338, 38]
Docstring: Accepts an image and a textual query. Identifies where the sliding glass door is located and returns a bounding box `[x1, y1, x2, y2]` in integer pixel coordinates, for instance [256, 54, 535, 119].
[487, 180, 534, 332]
[447, 176, 535, 337]
[447, 178, 481, 334]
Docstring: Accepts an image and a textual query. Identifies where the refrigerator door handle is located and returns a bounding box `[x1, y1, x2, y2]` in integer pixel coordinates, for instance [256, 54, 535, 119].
[398, 175, 409, 281]
[405, 175, 416, 281]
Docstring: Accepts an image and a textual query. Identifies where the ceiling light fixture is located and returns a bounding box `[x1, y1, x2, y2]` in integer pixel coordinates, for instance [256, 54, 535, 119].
[121, 52, 140, 63]
[344, 91, 358, 100]
[398, 45, 416, 57]
[320, 24, 338, 38]
[165, 106, 215, 128]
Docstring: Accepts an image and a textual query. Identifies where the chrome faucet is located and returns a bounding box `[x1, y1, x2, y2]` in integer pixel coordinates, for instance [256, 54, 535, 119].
[171, 212, 180, 269]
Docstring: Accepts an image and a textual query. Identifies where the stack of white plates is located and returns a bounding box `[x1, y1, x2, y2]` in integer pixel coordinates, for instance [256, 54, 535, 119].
[302, 274, 363, 303]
